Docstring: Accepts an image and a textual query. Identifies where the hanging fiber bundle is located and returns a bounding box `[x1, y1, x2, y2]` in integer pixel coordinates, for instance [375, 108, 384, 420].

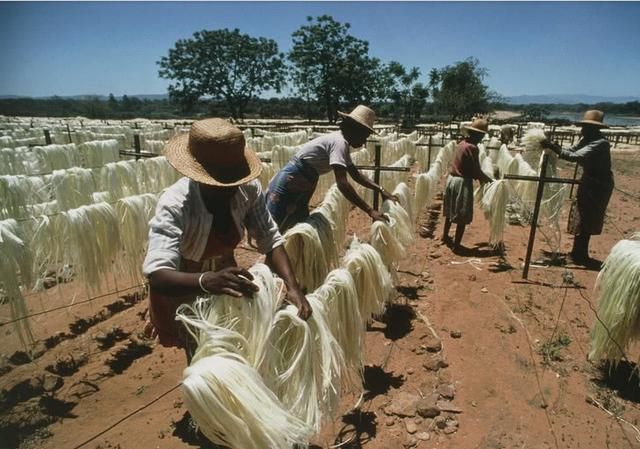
[478, 179, 509, 249]
[283, 222, 331, 292]
[259, 296, 343, 432]
[0, 219, 35, 346]
[342, 237, 393, 320]
[382, 197, 414, 249]
[589, 236, 640, 366]
[51, 167, 97, 210]
[392, 182, 414, 224]
[115, 193, 158, 283]
[78, 139, 119, 168]
[312, 268, 364, 388]
[58, 202, 121, 292]
[182, 350, 312, 449]
[99, 160, 141, 199]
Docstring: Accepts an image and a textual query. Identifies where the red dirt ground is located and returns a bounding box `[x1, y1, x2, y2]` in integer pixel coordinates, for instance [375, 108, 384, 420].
[2, 146, 640, 449]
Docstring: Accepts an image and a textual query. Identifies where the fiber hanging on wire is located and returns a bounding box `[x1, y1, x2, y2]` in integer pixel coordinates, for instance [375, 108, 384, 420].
[589, 235, 640, 366]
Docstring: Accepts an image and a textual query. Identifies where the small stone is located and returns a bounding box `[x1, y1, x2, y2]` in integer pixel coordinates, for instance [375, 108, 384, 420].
[421, 271, 429, 278]
[481, 287, 488, 293]
[423, 355, 448, 371]
[416, 396, 440, 418]
[385, 416, 396, 426]
[405, 420, 418, 434]
[424, 337, 442, 353]
[437, 400, 463, 414]
[448, 419, 459, 428]
[430, 253, 442, 259]
[407, 368, 415, 375]
[385, 391, 420, 417]
[416, 431, 431, 441]
[437, 384, 455, 400]
[413, 417, 423, 425]
[434, 416, 447, 429]
[403, 435, 418, 448]
[450, 330, 462, 339]
[468, 274, 476, 281]
[42, 374, 63, 392]
[443, 425, 458, 435]
[471, 400, 478, 407]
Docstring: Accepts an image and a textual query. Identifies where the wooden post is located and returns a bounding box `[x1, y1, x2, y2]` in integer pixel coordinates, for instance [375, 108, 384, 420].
[44, 129, 52, 145]
[372, 144, 382, 211]
[133, 134, 141, 160]
[522, 154, 549, 279]
[66, 124, 73, 144]
[427, 134, 433, 168]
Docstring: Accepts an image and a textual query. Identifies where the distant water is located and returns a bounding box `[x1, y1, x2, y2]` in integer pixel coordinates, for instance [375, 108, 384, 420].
[548, 112, 640, 127]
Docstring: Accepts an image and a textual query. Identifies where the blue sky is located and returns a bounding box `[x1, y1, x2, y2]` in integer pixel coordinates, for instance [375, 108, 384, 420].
[1, 1, 639, 98]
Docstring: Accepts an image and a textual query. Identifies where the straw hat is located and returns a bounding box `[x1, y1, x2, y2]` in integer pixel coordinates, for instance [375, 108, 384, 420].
[163, 118, 262, 187]
[464, 118, 489, 135]
[577, 110, 607, 128]
[337, 105, 376, 133]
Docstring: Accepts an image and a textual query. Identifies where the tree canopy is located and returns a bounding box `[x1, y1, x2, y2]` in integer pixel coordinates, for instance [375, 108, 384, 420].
[430, 57, 497, 120]
[380, 62, 429, 127]
[157, 28, 286, 118]
[288, 15, 385, 122]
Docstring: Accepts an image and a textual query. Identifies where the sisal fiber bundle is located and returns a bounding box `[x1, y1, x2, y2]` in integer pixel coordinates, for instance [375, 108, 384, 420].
[0, 219, 35, 345]
[342, 237, 394, 320]
[312, 268, 364, 388]
[478, 179, 509, 248]
[115, 193, 158, 283]
[283, 222, 331, 292]
[182, 350, 313, 449]
[589, 236, 640, 366]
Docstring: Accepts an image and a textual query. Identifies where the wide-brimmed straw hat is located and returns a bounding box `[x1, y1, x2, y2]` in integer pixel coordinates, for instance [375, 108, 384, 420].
[463, 118, 489, 135]
[337, 105, 376, 133]
[164, 118, 262, 187]
[577, 110, 607, 128]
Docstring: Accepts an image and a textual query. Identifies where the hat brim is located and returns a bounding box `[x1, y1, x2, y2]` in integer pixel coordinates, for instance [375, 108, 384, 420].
[463, 125, 488, 135]
[577, 120, 607, 128]
[338, 111, 377, 134]
[163, 133, 263, 187]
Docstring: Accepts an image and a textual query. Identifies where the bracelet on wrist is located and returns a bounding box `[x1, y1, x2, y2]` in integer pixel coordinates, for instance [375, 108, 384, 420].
[198, 272, 212, 294]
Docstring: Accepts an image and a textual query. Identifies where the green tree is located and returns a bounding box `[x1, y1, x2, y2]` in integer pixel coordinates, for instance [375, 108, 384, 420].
[289, 15, 385, 122]
[430, 57, 496, 120]
[523, 105, 550, 121]
[381, 61, 429, 127]
[158, 28, 286, 119]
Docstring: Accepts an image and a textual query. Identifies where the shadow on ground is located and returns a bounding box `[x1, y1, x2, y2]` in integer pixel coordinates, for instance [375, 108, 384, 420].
[594, 361, 640, 403]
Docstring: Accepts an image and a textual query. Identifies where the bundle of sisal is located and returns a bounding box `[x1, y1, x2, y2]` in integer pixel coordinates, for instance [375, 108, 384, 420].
[283, 222, 331, 292]
[115, 194, 158, 283]
[0, 219, 35, 345]
[179, 331, 312, 449]
[342, 237, 394, 320]
[312, 268, 364, 389]
[51, 167, 97, 210]
[589, 236, 640, 366]
[259, 296, 343, 432]
[58, 202, 121, 292]
[478, 179, 509, 248]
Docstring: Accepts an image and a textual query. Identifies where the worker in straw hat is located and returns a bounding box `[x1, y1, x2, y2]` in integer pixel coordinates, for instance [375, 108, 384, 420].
[266, 105, 398, 232]
[441, 118, 494, 253]
[542, 110, 614, 266]
[142, 118, 311, 353]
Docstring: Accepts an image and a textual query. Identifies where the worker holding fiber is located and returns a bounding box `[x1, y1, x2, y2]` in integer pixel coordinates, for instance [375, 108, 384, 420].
[266, 105, 398, 232]
[142, 118, 311, 356]
[441, 118, 494, 253]
[541, 110, 614, 267]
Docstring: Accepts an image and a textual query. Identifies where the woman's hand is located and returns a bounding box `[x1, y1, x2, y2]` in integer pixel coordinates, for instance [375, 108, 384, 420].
[201, 267, 259, 298]
[286, 287, 312, 320]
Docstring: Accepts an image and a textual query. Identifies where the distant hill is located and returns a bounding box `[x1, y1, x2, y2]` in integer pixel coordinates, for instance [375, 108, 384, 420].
[505, 94, 640, 105]
[0, 94, 169, 100]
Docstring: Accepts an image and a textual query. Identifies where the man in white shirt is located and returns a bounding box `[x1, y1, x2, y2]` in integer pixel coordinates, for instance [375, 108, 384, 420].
[143, 118, 310, 350]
